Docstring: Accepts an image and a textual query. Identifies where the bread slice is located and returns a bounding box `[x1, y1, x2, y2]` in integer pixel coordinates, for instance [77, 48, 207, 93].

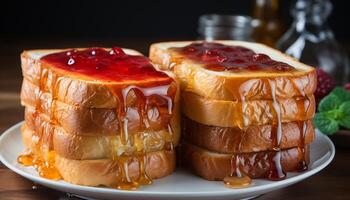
[55, 150, 175, 187]
[183, 117, 314, 153]
[22, 79, 180, 136]
[22, 123, 174, 160]
[21, 124, 175, 187]
[21, 48, 179, 108]
[182, 143, 310, 181]
[182, 91, 315, 127]
[150, 41, 316, 101]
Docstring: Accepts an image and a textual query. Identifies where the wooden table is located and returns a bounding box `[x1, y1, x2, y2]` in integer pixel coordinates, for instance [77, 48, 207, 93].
[0, 37, 349, 200]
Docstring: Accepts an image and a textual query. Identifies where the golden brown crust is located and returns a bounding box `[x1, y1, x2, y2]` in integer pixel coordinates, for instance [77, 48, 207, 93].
[183, 117, 314, 153]
[21, 51, 179, 108]
[22, 121, 178, 160]
[182, 143, 310, 181]
[22, 121, 176, 187]
[22, 80, 180, 136]
[182, 92, 315, 127]
[149, 41, 317, 101]
[55, 150, 175, 187]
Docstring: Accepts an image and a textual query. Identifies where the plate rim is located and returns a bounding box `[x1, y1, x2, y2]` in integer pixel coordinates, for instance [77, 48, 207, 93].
[0, 121, 335, 197]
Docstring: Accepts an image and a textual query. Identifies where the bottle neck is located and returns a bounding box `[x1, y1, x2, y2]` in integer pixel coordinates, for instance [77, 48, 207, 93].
[291, 0, 333, 36]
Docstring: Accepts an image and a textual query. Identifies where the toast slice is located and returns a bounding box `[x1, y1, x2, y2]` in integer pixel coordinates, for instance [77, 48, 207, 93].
[183, 117, 314, 153]
[150, 41, 316, 101]
[22, 124, 175, 187]
[182, 91, 315, 127]
[21, 48, 179, 108]
[55, 150, 175, 187]
[182, 143, 310, 181]
[22, 79, 180, 136]
[22, 123, 174, 160]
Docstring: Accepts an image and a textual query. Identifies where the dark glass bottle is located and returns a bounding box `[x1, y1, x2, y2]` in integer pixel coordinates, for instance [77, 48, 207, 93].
[252, 0, 284, 47]
[277, 0, 349, 85]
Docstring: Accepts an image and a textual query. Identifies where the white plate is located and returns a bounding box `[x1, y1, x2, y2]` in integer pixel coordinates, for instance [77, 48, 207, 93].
[0, 122, 335, 200]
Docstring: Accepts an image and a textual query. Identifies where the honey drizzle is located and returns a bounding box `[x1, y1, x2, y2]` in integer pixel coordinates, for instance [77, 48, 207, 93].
[266, 79, 286, 180]
[296, 121, 308, 171]
[111, 83, 175, 190]
[224, 154, 251, 188]
[18, 59, 62, 180]
[224, 88, 252, 188]
[293, 79, 310, 172]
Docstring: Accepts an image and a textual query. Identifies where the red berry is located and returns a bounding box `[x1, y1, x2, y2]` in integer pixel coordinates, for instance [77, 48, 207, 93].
[345, 83, 350, 91]
[315, 68, 335, 103]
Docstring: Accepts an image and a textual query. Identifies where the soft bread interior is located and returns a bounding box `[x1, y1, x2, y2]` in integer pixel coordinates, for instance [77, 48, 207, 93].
[150, 40, 315, 77]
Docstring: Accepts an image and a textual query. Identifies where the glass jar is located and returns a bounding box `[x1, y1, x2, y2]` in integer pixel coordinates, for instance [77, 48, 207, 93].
[198, 14, 254, 41]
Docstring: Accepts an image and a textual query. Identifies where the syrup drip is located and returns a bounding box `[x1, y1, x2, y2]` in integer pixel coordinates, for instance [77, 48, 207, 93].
[226, 87, 253, 187]
[111, 83, 175, 189]
[18, 58, 62, 180]
[167, 124, 174, 151]
[293, 78, 310, 172]
[224, 175, 252, 189]
[224, 154, 252, 188]
[18, 151, 61, 180]
[296, 119, 308, 172]
[266, 151, 285, 180]
[266, 79, 286, 180]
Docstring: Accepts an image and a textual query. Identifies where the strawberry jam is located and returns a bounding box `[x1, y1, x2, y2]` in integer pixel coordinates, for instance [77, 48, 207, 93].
[173, 42, 295, 72]
[41, 48, 172, 84]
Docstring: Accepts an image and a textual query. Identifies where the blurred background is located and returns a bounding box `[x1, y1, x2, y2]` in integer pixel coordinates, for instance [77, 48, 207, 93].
[0, 1, 350, 199]
[1, 0, 350, 51]
[1, 0, 350, 123]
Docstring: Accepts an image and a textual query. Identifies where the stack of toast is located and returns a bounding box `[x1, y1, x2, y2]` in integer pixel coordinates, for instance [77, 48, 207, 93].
[19, 48, 180, 188]
[150, 41, 317, 185]
[18, 41, 318, 189]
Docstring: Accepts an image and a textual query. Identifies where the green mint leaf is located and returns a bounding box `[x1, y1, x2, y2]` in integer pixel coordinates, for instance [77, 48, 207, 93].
[338, 101, 350, 129]
[318, 93, 341, 112]
[339, 101, 350, 115]
[324, 109, 342, 119]
[331, 87, 350, 102]
[313, 113, 339, 135]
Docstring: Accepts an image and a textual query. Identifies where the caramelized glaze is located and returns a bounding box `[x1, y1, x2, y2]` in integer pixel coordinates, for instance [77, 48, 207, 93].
[19, 48, 176, 190]
[172, 42, 295, 72]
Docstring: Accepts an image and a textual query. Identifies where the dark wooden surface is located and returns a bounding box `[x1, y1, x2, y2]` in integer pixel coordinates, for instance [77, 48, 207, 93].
[0, 37, 349, 200]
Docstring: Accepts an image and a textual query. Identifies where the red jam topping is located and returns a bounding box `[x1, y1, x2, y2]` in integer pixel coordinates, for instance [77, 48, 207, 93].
[41, 47, 171, 84]
[174, 42, 295, 72]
